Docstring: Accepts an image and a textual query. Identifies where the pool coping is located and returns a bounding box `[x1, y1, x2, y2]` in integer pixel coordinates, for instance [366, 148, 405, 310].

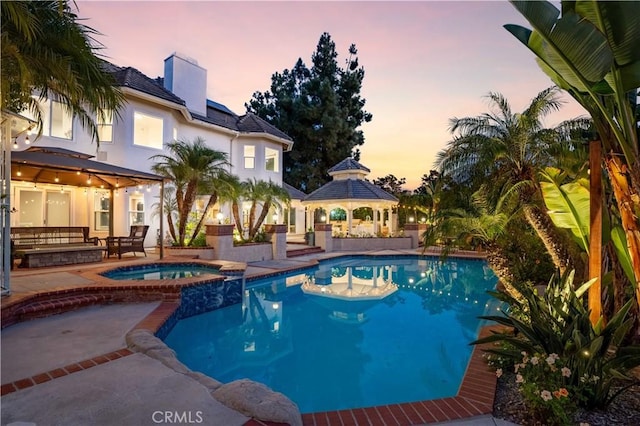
[1, 252, 501, 425]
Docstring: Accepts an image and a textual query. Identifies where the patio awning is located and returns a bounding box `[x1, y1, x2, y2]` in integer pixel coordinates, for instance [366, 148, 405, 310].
[11, 146, 165, 189]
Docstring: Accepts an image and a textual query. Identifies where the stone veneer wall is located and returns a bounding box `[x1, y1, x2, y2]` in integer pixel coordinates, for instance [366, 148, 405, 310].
[20, 247, 104, 268]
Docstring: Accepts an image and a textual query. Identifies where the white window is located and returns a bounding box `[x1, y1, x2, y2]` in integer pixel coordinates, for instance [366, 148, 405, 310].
[133, 111, 163, 149]
[20, 97, 72, 139]
[97, 110, 113, 143]
[129, 196, 145, 226]
[265, 147, 279, 172]
[244, 145, 255, 169]
[94, 192, 110, 231]
[50, 101, 73, 140]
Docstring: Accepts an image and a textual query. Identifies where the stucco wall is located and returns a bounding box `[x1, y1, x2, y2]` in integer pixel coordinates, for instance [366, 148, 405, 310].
[215, 243, 273, 263]
[332, 237, 412, 251]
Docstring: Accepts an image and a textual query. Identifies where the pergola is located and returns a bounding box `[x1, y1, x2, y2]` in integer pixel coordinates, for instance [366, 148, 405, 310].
[302, 158, 398, 236]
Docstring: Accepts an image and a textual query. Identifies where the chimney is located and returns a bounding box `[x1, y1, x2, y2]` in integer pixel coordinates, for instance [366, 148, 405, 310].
[163, 52, 207, 115]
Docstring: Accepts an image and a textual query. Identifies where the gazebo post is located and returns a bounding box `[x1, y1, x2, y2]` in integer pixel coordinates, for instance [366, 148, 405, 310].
[347, 209, 353, 236]
[373, 208, 378, 236]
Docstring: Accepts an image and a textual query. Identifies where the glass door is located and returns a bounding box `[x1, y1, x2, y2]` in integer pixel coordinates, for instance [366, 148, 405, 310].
[18, 189, 71, 226]
[19, 190, 43, 226]
[46, 191, 70, 226]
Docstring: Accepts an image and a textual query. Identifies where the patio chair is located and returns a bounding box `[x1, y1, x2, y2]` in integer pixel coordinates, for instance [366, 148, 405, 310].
[106, 225, 149, 259]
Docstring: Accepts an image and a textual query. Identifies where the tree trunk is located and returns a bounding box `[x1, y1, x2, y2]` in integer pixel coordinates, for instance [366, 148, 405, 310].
[249, 202, 272, 239]
[190, 194, 217, 244]
[486, 242, 524, 302]
[232, 201, 243, 239]
[604, 155, 640, 314]
[178, 182, 198, 246]
[166, 211, 177, 245]
[522, 204, 575, 277]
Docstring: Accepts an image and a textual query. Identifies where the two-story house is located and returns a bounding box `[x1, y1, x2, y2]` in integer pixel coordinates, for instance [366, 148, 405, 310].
[10, 52, 297, 246]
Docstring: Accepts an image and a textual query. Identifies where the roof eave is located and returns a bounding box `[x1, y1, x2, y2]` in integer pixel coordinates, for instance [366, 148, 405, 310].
[122, 87, 191, 121]
[237, 132, 294, 151]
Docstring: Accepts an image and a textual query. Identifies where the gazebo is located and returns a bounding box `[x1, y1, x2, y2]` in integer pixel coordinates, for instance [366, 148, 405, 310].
[302, 158, 398, 236]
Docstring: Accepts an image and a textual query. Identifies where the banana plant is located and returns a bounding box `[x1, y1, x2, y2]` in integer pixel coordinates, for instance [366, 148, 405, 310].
[505, 0, 640, 313]
[540, 167, 634, 285]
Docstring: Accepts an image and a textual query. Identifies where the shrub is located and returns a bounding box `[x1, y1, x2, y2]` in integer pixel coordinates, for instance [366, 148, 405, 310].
[252, 227, 268, 243]
[475, 271, 640, 422]
[498, 219, 555, 286]
[189, 232, 207, 247]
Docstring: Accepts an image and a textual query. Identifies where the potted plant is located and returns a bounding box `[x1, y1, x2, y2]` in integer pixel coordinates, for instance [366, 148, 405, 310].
[305, 227, 315, 246]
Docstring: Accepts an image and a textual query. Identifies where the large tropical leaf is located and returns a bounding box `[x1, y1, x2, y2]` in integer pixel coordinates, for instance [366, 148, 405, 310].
[574, 1, 640, 85]
[611, 225, 635, 285]
[539, 167, 590, 252]
[507, 2, 614, 90]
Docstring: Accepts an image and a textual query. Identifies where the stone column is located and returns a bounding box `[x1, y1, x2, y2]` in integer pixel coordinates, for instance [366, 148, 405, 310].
[314, 223, 333, 253]
[265, 224, 287, 260]
[205, 224, 235, 260]
[404, 223, 420, 249]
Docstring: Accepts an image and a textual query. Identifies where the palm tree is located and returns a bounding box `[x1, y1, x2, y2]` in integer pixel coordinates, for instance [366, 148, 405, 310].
[437, 87, 586, 277]
[150, 186, 178, 244]
[150, 137, 231, 246]
[242, 178, 291, 241]
[222, 176, 247, 239]
[505, 0, 640, 318]
[1, 0, 124, 141]
[426, 190, 523, 301]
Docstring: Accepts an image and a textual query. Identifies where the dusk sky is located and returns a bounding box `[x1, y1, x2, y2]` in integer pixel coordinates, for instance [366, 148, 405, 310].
[76, 0, 587, 190]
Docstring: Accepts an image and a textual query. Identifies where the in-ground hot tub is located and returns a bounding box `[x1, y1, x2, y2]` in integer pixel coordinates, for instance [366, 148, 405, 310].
[100, 262, 222, 281]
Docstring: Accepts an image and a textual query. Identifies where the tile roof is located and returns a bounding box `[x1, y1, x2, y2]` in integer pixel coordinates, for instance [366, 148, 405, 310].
[103, 62, 185, 106]
[102, 61, 292, 142]
[237, 113, 293, 141]
[284, 182, 306, 200]
[328, 158, 371, 174]
[303, 179, 398, 202]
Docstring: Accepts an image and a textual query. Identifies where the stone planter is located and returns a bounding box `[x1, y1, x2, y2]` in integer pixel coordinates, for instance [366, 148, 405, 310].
[163, 246, 215, 260]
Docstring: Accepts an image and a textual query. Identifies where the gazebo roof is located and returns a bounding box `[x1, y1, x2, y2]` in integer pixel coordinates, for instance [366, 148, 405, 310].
[328, 158, 370, 174]
[303, 177, 398, 203]
[302, 157, 398, 210]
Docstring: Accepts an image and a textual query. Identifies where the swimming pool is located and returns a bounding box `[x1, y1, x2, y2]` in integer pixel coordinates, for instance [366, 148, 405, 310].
[101, 263, 222, 280]
[164, 255, 498, 413]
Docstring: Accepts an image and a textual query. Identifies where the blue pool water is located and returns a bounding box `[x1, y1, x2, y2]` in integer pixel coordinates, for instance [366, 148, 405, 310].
[164, 256, 498, 413]
[101, 263, 221, 280]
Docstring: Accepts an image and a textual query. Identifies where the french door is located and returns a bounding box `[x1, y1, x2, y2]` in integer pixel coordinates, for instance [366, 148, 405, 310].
[18, 189, 70, 226]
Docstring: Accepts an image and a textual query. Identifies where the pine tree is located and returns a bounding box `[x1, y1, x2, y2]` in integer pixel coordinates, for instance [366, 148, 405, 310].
[246, 32, 372, 192]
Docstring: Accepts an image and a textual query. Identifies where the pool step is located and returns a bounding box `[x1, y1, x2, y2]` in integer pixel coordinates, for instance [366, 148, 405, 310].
[286, 246, 325, 258]
[12, 294, 110, 324]
[2, 285, 181, 328]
